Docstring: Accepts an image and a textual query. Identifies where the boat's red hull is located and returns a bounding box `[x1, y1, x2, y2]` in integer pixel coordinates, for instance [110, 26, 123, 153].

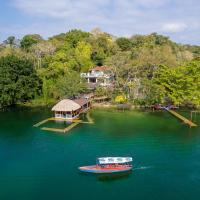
[79, 165, 132, 173]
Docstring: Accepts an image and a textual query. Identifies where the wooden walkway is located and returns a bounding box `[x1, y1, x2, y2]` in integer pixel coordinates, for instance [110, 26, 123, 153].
[33, 118, 52, 127]
[167, 109, 197, 127]
[63, 122, 80, 132]
[85, 112, 94, 124]
[41, 122, 80, 133]
[33, 113, 94, 133]
[33, 117, 82, 127]
[41, 127, 65, 133]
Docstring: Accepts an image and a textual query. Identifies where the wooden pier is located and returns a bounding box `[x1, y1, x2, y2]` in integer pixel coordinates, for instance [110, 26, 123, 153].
[41, 127, 65, 133]
[33, 113, 94, 133]
[63, 122, 80, 132]
[41, 122, 80, 133]
[85, 112, 94, 124]
[167, 109, 197, 127]
[33, 117, 82, 127]
[33, 118, 52, 127]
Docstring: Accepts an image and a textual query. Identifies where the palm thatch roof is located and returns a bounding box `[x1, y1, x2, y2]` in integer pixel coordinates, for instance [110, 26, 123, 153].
[52, 99, 81, 112]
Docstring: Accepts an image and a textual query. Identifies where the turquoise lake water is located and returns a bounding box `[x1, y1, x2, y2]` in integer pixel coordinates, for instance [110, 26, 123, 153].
[0, 107, 200, 200]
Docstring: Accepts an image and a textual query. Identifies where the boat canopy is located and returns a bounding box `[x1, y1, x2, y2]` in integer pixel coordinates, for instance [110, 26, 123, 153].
[98, 157, 132, 164]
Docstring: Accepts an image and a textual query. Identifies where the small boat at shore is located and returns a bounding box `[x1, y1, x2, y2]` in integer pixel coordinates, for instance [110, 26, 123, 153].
[79, 157, 133, 174]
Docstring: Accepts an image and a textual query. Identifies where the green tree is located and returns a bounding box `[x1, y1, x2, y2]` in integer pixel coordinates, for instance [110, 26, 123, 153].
[74, 41, 93, 72]
[0, 55, 42, 108]
[4, 36, 16, 47]
[106, 51, 136, 93]
[89, 30, 118, 65]
[55, 71, 87, 99]
[151, 62, 200, 106]
[65, 29, 90, 48]
[91, 48, 106, 66]
[116, 37, 133, 51]
[20, 34, 43, 50]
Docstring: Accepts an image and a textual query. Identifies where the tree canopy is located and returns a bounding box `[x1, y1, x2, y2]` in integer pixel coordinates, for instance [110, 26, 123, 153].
[20, 34, 43, 50]
[0, 55, 41, 108]
[1, 29, 200, 109]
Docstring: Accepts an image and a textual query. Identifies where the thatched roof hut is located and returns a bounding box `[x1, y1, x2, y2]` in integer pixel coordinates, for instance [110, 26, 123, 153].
[52, 99, 81, 112]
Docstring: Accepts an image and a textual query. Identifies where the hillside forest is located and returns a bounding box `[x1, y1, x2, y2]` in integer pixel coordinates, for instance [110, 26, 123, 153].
[1, 28, 200, 109]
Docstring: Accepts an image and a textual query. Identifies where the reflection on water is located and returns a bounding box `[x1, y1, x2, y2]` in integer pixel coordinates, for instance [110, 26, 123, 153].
[79, 171, 132, 182]
[42, 120, 72, 129]
[97, 171, 132, 182]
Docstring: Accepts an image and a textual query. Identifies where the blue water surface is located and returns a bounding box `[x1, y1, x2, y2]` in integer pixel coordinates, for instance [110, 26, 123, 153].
[0, 107, 200, 200]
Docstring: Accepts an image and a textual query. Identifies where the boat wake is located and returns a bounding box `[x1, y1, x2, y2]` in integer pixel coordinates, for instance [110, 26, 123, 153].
[134, 166, 153, 170]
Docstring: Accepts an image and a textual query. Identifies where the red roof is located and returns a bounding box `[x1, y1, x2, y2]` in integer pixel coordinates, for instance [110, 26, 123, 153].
[91, 66, 110, 71]
[73, 98, 89, 107]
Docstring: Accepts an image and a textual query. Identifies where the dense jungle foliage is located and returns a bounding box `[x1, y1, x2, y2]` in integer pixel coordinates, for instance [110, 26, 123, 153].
[1, 28, 200, 109]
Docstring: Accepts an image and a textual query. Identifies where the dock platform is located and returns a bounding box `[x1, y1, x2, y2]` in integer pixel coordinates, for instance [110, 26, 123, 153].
[167, 109, 197, 127]
[41, 122, 80, 133]
[33, 117, 82, 127]
[85, 112, 94, 124]
[33, 113, 94, 133]
[33, 118, 52, 127]
[41, 127, 65, 133]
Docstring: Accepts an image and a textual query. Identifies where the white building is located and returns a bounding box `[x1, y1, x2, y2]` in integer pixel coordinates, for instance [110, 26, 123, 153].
[81, 66, 114, 88]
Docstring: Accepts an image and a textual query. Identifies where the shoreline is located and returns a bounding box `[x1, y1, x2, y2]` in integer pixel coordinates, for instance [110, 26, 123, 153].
[92, 102, 147, 110]
[93, 102, 200, 110]
[2, 100, 199, 112]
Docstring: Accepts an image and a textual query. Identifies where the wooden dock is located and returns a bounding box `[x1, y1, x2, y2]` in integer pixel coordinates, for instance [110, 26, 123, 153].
[33, 118, 52, 127]
[63, 122, 80, 132]
[41, 127, 65, 133]
[33, 117, 82, 127]
[33, 113, 94, 133]
[167, 109, 197, 127]
[41, 122, 80, 133]
[86, 112, 94, 124]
